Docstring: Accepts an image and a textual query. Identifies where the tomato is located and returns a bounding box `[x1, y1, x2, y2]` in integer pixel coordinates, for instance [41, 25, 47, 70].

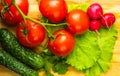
[0, 0, 29, 24]
[66, 9, 90, 35]
[48, 30, 75, 56]
[16, 19, 46, 47]
[39, 0, 68, 23]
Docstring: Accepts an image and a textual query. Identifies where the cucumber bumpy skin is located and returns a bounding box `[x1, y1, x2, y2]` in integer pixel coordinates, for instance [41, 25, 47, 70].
[0, 28, 44, 69]
[0, 50, 38, 76]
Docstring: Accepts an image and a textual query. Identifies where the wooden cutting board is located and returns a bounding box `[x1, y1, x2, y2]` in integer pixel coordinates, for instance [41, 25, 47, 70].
[0, 0, 120, 76]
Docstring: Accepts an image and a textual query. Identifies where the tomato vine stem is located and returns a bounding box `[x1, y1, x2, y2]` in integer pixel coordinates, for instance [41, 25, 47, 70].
[12, 0, 67, 38]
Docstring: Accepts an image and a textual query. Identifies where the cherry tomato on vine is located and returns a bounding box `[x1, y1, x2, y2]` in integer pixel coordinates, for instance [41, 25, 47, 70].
[39, 0, 68, 23]
[0, 0, 29, 24]
[16, 19, 46, 48]
[48, 30, 75, 56]
[66, 9, 90, 35]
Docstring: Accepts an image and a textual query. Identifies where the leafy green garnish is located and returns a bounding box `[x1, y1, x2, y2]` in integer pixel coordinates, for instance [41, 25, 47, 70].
[41, 49, 69, 75]
[44, 61, 51, 72]
[52, 61, 69, 74]
[85, 25, 118, 76]
[68, 3, 90, 12]
[46, 72, 54, 76]
[66, 30, 101, 70]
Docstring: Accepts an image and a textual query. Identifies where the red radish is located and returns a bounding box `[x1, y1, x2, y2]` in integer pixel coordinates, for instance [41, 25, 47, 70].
[101, 13, 116, 28]
[87, 3, 103, 19]
[89, 20, 101, 32]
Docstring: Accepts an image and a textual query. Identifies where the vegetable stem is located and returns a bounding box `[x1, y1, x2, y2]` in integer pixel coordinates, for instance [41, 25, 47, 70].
[12, 0, 67, 38]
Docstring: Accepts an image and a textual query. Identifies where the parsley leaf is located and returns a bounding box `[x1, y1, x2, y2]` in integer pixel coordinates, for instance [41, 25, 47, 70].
[85, 25, 118, 76]
[41, 49, 69, 75]
[52, 61, 69, 74]
[46, 72, 54, 76]
[44, 61, 51, 72]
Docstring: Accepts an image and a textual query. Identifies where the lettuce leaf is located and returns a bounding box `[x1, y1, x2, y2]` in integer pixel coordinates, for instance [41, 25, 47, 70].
[85, 25, 118, 76]
[66, 25, 117, 76]
[66, 31, 101, 70]
[68, 3, 90, 12]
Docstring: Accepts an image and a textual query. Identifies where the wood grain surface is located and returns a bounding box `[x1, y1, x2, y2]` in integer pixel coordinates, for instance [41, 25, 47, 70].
[0, 0, 120, 76]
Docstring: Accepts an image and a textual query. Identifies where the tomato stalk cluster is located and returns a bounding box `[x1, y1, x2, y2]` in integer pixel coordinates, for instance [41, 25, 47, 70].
[0, 0, 75, 56]
[11, 0, 67, 38]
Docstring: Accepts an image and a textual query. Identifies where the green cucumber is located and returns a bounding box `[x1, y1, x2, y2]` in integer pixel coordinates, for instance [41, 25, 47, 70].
[0, 50, 38, 76]
[0, 28, 44, 69]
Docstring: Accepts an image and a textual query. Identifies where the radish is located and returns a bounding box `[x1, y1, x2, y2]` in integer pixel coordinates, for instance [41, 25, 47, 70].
[87, 3, 103, 19]
[100, 13, 116, 28]
[89, 20, 101, 34]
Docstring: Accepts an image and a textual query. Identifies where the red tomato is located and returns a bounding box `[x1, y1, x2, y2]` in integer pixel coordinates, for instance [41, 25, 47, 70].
[39, 0, 68, 23]
[66, 9, 90, 35]
[48, 30, 75, 56]
[0, 0, 29, 24]
[16, 19, 46, 47]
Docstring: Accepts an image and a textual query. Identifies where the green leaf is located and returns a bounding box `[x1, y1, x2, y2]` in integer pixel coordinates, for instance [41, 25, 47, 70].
[85, 25, 118, 76]
[52, 61, 69, 74]
[68, 3, 90, 12]
[47, 25, 66, 34]
[41, 48, 69, 75]
[66, 30, 101, 70]
[36, 0, 40, 3]
[46, 72, 54, 76]
[44, 61, 51, 72]
[41, 49, 60, 64]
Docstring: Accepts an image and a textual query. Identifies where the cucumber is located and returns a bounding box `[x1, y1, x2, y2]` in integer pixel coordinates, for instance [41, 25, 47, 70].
[0, 28, 44, 69]
[0, 50, 38, 76]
